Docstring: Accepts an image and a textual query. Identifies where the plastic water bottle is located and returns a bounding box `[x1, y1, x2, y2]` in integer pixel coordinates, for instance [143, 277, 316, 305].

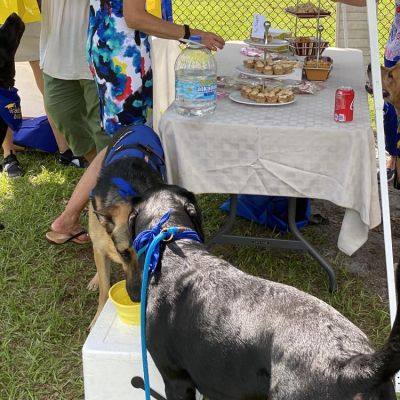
[174, 36, 217, 116]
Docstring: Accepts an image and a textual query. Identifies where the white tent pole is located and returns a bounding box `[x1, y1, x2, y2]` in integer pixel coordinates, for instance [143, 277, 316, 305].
[365, 0, 399, 391]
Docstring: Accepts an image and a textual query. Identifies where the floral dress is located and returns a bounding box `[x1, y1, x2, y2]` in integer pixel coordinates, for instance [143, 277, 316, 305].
[87, 0, 153, 135]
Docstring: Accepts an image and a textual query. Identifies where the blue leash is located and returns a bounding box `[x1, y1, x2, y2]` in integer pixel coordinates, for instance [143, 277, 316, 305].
[133, 210, 202, 400]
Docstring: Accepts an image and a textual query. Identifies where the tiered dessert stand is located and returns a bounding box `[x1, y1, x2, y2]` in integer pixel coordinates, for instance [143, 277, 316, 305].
[285, 0, 331, 59]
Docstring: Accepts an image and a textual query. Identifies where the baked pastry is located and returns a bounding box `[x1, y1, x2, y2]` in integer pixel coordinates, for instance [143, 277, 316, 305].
[249, 89, 259, 101]
[243, 86, 253, 98]
[255, 61, 265, 73]
[266, 94, 278, 103]
[255, 92, 266, 103]
[282, 63, 294, 74]
[263, 66, 273, 75]
[243, 59, 255, 69]
[278, 94, 289, 103]
[240, 87, 249, 98]
[273, 64, 284, 75]
[304, 58, 332, 69]
[286, 2, 329, 14]
[240, 85, 296, 103]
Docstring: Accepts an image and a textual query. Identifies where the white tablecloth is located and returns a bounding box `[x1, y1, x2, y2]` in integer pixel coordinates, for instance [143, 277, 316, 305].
[159, 47, 381, 256]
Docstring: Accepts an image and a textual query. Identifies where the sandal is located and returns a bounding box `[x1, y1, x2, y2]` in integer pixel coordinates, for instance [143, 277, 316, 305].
[46, 229, 90, 245]
[57, 149, 88, 168]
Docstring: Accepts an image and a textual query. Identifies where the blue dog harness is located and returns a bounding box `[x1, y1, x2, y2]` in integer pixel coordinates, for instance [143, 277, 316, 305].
[0, 87, 22, 131]
[103, 124, 167, 199]
[104, 125, 166, 178]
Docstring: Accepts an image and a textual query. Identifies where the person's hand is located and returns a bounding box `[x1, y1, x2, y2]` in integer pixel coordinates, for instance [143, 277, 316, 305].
[192, 30, 225, 51]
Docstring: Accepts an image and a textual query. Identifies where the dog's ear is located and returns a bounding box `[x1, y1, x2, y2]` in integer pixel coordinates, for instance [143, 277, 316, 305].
[93, 207, 115, 234]
[184, 202, 205, 242]
[0, 48, 7, 69]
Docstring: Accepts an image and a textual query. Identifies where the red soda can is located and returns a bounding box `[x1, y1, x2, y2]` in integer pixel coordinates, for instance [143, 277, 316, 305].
[334, 87, 354, 122]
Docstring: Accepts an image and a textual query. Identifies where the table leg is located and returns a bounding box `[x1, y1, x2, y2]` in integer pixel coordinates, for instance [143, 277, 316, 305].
[287, 198, 337, 292]
[206, 194, 337, 292]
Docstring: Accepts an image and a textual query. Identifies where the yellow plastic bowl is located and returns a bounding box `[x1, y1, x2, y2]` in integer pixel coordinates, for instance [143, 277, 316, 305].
[109, 280, 140, 325]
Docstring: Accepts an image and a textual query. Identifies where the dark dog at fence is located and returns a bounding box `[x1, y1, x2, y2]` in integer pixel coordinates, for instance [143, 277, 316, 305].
[0, 13, 25, 146]
[129, 183, 400, 400]
[0, 13, 25, 229]
[87, 124, 165, 328]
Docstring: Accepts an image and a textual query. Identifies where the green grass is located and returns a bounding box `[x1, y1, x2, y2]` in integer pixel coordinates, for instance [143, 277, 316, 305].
[0, 1, 398, 397]
[0, 151, 396, 399]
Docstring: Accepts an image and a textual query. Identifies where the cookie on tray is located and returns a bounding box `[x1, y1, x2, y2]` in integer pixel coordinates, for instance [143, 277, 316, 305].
[263, 65, 273, 75]
[265, 93, 278, 103]
[273, 64, 285, 75]
[255, 61, 265, 73]
[243, 59, 255, 69]
[255, 92, 266, 103]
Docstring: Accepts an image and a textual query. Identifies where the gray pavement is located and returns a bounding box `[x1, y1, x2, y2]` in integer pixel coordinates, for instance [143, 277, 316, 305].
[15, 61, 45, 117]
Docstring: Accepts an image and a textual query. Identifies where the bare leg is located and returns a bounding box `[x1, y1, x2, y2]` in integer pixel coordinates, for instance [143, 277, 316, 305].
[29, 60, 69, 153]
[2, 128, 23, 178]
[49, 147, 107, 236]
[2, 129, 14, 158]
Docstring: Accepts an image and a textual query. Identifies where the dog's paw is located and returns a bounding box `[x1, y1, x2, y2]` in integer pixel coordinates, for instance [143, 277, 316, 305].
[87, 273, 99, 291]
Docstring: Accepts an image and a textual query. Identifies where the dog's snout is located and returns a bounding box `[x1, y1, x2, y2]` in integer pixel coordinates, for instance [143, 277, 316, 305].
[126, 279, 141, 302]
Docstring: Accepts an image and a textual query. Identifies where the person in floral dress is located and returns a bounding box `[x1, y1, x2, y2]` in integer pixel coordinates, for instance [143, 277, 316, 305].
[87, 0, 224, 134]
[87, 1, 153, 133]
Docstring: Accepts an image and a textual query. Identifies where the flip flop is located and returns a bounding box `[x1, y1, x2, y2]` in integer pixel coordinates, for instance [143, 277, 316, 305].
[45, 229, 90, 245]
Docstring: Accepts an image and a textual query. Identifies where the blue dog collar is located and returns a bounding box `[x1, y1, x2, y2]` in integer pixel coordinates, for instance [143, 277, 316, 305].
[133, 210, 202, 272]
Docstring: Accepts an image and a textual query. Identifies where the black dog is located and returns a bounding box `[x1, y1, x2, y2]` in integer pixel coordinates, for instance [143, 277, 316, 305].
[0, 13, 25, 145]
[129, 184, 400, 400]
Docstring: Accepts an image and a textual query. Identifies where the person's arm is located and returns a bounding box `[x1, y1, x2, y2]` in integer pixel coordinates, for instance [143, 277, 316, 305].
[332, 0, 366, 6]
[123, 0, 225, 50]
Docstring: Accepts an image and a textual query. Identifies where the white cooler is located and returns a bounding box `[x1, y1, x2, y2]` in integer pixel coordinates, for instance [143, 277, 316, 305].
[82, 300, 165, 400]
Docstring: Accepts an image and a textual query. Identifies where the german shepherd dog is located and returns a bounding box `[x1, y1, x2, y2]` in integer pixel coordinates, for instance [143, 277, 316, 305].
[0, 13, 25, 146]
[128, 183, 400, 400]
[88, 125, 165, 328]
[366, 63, 400, 113]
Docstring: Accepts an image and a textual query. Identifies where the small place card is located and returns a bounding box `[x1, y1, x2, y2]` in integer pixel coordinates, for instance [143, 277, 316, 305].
[251, 14, 266, 39]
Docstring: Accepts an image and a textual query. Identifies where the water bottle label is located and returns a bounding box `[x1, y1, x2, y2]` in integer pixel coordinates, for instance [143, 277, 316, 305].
[176, 79, 217, 101]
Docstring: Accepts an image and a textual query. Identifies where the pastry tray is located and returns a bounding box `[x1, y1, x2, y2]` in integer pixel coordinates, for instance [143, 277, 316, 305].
[285, 9, 331, 18]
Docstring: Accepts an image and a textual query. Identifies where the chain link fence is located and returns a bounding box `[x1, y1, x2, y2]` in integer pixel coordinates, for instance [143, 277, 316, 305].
[377, 0, 394, 58]
[173, 0, 394, 57]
